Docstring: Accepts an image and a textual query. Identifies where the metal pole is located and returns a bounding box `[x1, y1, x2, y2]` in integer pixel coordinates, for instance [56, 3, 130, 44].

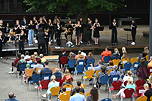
[149, 0, 152, 56]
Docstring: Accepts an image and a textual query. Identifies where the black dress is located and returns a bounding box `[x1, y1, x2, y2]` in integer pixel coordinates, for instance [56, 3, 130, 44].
[85, 23, 92, 42]
[93, 23, 100, 38]
[75, 26, 82, 36]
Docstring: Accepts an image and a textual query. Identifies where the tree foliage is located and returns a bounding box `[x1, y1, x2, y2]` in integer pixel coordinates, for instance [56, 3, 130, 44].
[23, 0, 124, 15]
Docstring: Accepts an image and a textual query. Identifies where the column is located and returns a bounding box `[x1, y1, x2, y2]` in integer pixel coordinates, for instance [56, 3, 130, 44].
[149, 0, 152, 56]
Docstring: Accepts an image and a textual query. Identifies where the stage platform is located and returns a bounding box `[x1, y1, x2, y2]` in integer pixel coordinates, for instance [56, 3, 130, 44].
[2, 25, 149, 55]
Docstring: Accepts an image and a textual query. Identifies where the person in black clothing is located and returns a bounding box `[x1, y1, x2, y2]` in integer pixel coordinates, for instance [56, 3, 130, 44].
[93, 18, 100, 45]
[131, 20, 137, 45]
[145, 76, 152, 101]
[18, 30, 26, 54]
[85, 18, 93, 44]
[47, 19, 54, 43]
[75, 20, 82, 46]
[111, 19, 118, 45]
[65, 20, 74, 42]
[44, 29, 49, 55]
[54, 19, 62, 46]
[71, 81, 85, 96]
[37, 28, 46, 54]
[14, 20, 21, 34]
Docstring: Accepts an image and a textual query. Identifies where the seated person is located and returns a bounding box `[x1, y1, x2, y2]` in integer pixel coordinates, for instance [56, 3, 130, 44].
[53, 68, 62, 82]
[101, 47, 112, 61]
[24, 51, 31, 61]
[69, 87, 85, 101]
[112, 48, 120, 59]
[10, 53, 21, 73]
[5, 92, 19, 101]
[43, 75, 59, 100]
[110, 67, 121, 76]
[144, 79, 152, 101]
[113, 78, 136, 98]
[40, 62, 52, 80]
[71, 81, 85, 96]
[62, 70, 73, 86]
[33, 58, 44, 69]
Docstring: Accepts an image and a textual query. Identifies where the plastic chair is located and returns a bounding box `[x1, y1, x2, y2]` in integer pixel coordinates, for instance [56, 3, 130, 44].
[130, 57, 138, 64]
[18, 63, 27, 71]
[39, 80, 50, 89]
[50, 86, 60, 96]
[124, 62, 132, 71]
[86, 57, 95, 65]
[121, 88, 134, 101]
[25, 68, 34, 77]
[67, 59, 76, 68]
[111, 80, 122, 90]
[30, 74, 41, 84]
[135, 80, 146, 87]
[95, 70, 102, 77]
[58, 92, 70, 101]
[75, 60, 85, 74]
[97, 74, 109, 89]
[135, 86, 145, 97]
[60, 56, 68, 65]
[109, 75, 120, 84]
[83, 69, 95, 83]
[63, 84, 73, 91]
[112, 59, 121, 66]
[104, 56, 111, 63]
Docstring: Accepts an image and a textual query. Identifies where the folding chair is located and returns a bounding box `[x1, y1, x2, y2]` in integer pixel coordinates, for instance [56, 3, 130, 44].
[75, 60, 85, 74]
[124, 62, 132, 71]
[63, 84, 73, 91]
[50, 86, 60, 96]
[121, 88, 134, 101]
[130, 57, 138, 64]
[112, 59, 121, 66]
[82, 69, 95, 84]
[135, 86, 145, 97]
[104, 56, 111, 63]
[96, 74, 109, 89]
[135, 80, 146, 87]
[58, 92, 70, 101]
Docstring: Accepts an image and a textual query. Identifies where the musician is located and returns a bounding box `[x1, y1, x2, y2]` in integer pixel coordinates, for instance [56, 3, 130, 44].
[47, 19, 54, 43]
[27, 20, 35, 46]
[79, 18, 84, 43]
[75, 20, 82, 46]
[38, 17, 45, 30]
[44, 29, 49, 55]
[111, 19, 118, 45]
[14, 20, 21, 34]
[33, 16, 38, 35]
[18, 30, 26, 54]
[54, 19, 62, 46]
[131, 20, 137, 45]
[21, 16, 27, 28]
[65, 20, 74, 42]
[93, 18, 100, 45]
[85, 18, 93, 44]
[37, 28, 46, 54]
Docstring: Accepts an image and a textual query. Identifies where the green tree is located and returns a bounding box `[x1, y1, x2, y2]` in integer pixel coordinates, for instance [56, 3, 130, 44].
[23, 0, 123, 16]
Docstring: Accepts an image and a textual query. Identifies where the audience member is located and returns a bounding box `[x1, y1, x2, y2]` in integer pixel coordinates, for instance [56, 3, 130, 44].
[101, 47, 112, 61]
[86, 87, 98, 101]
[69, 87, 85, 101]
[5, 92, 19, 101]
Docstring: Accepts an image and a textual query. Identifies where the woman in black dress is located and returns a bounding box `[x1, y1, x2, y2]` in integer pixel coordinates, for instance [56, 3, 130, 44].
[75, 20, 82, 46]
[85, 18, 93, 44]
[111, 19, 118, 45]
[93, 18, 100, 45]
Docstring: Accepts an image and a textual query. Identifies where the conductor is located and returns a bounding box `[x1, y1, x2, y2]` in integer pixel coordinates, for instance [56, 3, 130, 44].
[131, 20, 137, 45]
